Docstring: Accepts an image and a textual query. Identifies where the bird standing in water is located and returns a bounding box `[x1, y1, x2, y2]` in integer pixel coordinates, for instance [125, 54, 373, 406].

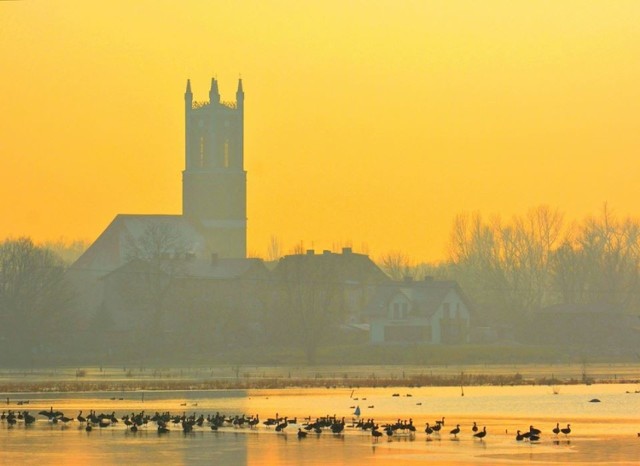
[474, 426, 487, 440]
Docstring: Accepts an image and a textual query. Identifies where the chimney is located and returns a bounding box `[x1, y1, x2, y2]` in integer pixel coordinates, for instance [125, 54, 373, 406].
[342, 247, 352, 255]
[306, 249, 315, 256]
[211, 252, 219, 265]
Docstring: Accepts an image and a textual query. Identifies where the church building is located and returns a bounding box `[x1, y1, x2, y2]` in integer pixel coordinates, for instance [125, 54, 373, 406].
[68, 79, 256, 338]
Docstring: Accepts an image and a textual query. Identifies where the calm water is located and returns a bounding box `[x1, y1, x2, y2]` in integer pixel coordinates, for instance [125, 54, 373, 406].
[2, 384, 639, 465]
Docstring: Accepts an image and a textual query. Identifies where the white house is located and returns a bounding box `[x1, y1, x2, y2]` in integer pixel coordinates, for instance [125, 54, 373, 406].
[366, 278, 473, 344]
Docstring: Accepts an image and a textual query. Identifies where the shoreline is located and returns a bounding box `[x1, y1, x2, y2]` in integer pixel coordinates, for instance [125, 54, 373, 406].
[1, 362, 639, 393]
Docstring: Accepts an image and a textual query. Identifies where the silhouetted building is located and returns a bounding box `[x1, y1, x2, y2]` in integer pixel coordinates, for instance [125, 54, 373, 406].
[271, 248, 391, 323]
[68, 79, 250, 342]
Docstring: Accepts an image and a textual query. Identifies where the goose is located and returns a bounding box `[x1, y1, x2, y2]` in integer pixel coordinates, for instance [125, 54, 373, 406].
[384, 425, 394, 438]
[331, 418, 345, 434]
[406, 419, 416, 435]
[560, 424, 571, 437]
[450, 424, 460, 437]
[553, 423, 560, 435]
[473, 426, 487, 440]
[24, 412, 36, 425]
[371, 425, 383, 442]
[275, 417, 288, 432]
[297, 428, 307, 439]
[425, 423, 433, 436]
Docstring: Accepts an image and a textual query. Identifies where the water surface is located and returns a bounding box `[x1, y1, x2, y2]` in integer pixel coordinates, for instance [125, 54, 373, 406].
[2, 384, 639, 465]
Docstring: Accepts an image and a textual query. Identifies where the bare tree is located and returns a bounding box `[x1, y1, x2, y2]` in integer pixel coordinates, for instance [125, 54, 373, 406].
[41, 238, 89, 265]
[266, 235, 282, 262]
[117, 222, 187, 350]
[0, 237, 73, 361]
[555, 204, 640, 310]
[268, 255, 344, 364]
[378, 250, 414, 280]
[289, 241, 305, 255]
[447, 206, 565, 326]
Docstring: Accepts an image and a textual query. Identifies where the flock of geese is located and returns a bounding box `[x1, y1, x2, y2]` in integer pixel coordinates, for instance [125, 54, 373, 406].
[0, 407, 573, 444]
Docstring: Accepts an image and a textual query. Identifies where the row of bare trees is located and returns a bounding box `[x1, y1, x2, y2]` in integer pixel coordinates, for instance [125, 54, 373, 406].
[379, 205, 640, 330]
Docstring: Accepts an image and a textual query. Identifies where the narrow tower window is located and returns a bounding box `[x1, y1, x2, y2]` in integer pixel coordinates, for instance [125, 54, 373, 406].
[199, 136, 205, 167]
[223, 139, 230, 168]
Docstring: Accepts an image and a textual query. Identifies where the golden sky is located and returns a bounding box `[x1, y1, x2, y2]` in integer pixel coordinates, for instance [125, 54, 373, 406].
[2, 1, 640, 262]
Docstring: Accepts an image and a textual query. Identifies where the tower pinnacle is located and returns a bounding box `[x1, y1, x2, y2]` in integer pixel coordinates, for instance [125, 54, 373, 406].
[209, 78, 220, 104]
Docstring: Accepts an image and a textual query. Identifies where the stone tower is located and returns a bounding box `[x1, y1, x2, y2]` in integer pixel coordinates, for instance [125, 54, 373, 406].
[183, 78, 246, 258]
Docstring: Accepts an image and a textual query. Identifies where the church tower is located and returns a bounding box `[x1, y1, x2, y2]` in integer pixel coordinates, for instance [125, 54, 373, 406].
[183, 78, 246, 258]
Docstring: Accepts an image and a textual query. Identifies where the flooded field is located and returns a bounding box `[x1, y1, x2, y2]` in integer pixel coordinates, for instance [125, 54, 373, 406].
[2, 373, 639, 465]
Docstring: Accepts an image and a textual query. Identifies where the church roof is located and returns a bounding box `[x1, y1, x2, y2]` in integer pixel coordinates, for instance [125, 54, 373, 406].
[71, 214, 207, 276]
[101, 256, 267, 282]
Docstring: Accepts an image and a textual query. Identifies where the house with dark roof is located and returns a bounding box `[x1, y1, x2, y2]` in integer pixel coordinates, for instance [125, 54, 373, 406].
[264, 248, 390, 362]
[365, 278, 472, 344]
[270, 248, 390, 321]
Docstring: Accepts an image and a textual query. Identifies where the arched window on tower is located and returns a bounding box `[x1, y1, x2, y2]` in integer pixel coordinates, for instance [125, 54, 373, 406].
[199, 136, 205, 168]
[223, 139, 230, 168]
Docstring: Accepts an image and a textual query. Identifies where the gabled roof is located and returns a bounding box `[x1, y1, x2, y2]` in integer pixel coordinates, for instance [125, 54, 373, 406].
[365, 279, 473, 317]
[70, 214, 207, 276]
